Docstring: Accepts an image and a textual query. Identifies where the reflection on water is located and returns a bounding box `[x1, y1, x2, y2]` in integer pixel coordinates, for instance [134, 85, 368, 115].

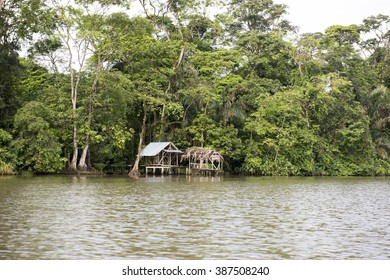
[0, 176, 389, 259]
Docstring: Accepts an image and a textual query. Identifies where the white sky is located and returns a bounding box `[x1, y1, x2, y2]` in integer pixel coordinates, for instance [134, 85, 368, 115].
[274, 0, 390, 33]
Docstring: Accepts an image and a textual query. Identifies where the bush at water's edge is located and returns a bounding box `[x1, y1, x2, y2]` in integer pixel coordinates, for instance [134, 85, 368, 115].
[0, 160, 15, 175]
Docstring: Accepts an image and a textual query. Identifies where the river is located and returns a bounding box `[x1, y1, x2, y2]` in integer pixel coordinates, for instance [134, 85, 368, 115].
[0, 175, 389, 259]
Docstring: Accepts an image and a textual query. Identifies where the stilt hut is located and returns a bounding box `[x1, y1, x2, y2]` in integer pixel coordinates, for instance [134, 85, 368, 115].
[141, 142, 183, 175]
[181, 147, 224, 176]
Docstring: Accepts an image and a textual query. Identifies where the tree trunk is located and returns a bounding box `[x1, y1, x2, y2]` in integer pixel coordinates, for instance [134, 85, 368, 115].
[129, 105, 147, 177]
[87, 142, 92, 169]
[158, 47, 185, 139]
[51, 2, 89, 173]
[69, 67, 78, 173]
[66, 30, 89, 173]
[298, 62, 304, 78]
[78, 47, 101, 172]
[159, 104, 166, 141]
[77, 78, 95, 171]
[273, 116, 286, 168]
[70, 122, 78, 172]
[78, 135, 90, 171]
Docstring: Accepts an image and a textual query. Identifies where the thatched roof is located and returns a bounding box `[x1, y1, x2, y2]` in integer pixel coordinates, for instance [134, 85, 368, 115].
[181, 147, 223, 162]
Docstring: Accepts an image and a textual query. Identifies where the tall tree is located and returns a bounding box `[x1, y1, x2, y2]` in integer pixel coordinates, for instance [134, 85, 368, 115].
[290, 32, 325, 80]
[0, 0, 51, 128]
[12, 101, 65, 173]
[360, 14, 390, 86]
[243, 74, 376, 175]
[128, 0, 198, 176]
[364, 86, 390, 162]
[75, 1, 119, 171]
[228, 0, 294, 34]
[0, 128, 15, 174]
[41, 2, 89, 172]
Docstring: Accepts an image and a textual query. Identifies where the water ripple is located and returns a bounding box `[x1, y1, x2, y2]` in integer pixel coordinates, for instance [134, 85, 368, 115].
[0, 176, 389, 259]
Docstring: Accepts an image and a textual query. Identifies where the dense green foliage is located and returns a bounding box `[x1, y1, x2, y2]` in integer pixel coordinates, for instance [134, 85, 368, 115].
[1, 0, 389, 175]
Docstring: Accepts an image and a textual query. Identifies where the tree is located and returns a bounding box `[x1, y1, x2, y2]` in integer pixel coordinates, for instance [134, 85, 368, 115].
[86, 70, 135, 167]
[238, 31, 295, 85]
[37, 2, 89, 172]
[98, 14, 177, 176]
[360, 14, 390, 86]
[0, 128, 15, 174]
[228, 0, 294, 34]
[0, 44, 20, 129]
[243, 73, 376, 176]
[306, 74, 376, 175]
[0, 0, 52, 128]
[323, 25, 361, 73]
[75, 3, 118, 171]
[243, 88, 316, 175]
[124, 0, 196, 176]
[12, 101, 65, 173]
[38, 1, 124, 172]
[364, 86, 390, 162]
[290, 32, 325, 80]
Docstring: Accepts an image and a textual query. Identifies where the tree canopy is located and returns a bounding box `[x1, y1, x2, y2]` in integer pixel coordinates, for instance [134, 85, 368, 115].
[0, 0, 389, 175]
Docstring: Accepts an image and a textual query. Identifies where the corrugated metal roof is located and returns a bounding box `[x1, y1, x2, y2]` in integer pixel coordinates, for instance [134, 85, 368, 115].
[140, 142, 183, 157]
[163, 149, 183, 154]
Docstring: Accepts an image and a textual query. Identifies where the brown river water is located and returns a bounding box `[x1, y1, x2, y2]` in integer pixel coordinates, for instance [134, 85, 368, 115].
[0, 175, 389, 259]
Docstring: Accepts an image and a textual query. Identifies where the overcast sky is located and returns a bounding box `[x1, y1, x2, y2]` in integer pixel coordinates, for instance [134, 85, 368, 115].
[273, 0, 390, 33]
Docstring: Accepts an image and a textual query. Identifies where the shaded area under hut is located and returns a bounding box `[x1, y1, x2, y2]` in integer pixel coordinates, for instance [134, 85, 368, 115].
[181, 147, 224, 176]
[140, 142, 183, 175]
